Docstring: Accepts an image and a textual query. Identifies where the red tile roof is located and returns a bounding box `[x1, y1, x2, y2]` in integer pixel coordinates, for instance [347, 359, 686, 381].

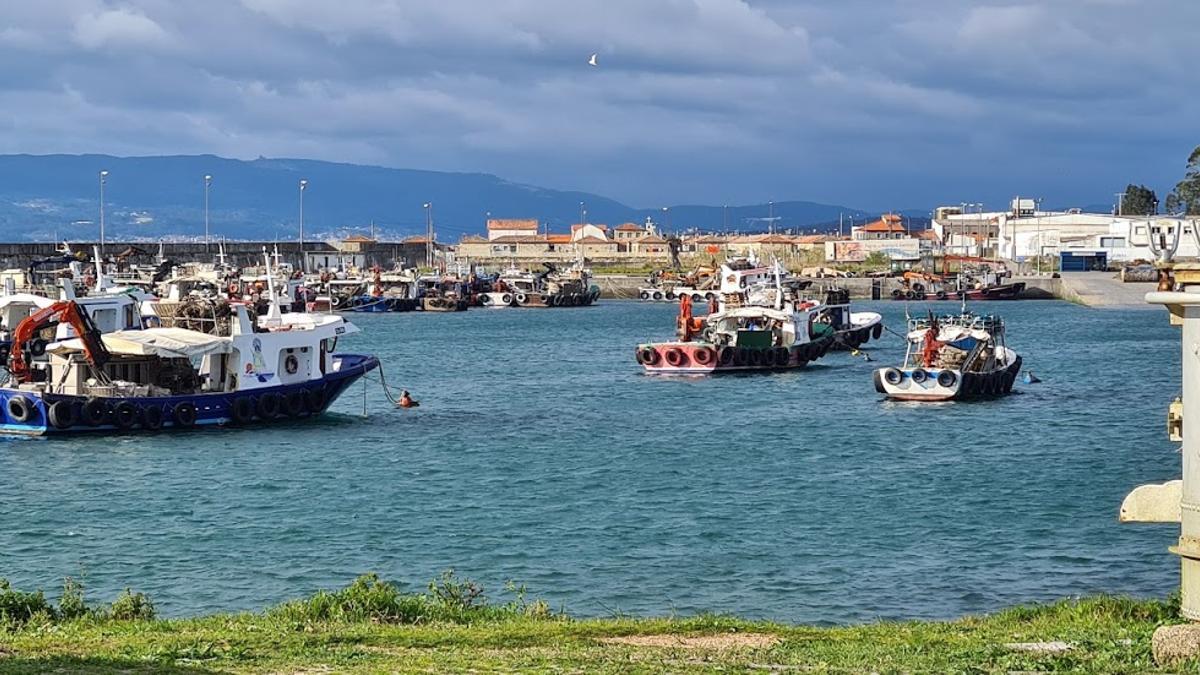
[858, 214, 907, 233]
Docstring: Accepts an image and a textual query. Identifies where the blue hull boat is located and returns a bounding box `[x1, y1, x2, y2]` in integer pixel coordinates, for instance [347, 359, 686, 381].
[0, 354, 378, 436]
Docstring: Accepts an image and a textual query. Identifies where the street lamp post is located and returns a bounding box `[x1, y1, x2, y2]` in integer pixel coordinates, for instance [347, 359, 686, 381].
[579, 201, 585, 227]
[768, 200, 774, 233]
[424, 202, 433, 268]
[204, 174, 212, 252]
[298, 179, 308, 274]
[98, 170, 108, 257]
[1036, 197, 1044, 275]
[662, 206, 669, 231]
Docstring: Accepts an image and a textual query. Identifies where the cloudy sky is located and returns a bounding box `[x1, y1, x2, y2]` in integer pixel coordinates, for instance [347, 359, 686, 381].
[0, 0, 1196, 210]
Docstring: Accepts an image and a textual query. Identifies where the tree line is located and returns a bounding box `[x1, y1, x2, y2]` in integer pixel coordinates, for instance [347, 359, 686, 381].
[1122, 146, 1200, 216]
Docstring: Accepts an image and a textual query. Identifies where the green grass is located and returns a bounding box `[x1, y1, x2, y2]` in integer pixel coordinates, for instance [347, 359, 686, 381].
[0, 574, 1194, 673]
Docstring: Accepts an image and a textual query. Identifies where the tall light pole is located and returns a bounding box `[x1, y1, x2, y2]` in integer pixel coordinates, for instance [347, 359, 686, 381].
[424, 202, 433, 268]
[98, 170, 108, 256]
[1036, 197, 1044, 275]
[204, 174, 212, 252]
[768, 200, 774, 233]
[579, 201, 585, 227]
[298, 179, 308, 274]
[1115, 191, 1127, 216]
[662, 206, 669, 231]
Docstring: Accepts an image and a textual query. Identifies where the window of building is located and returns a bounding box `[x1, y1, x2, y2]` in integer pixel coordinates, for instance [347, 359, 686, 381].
[1099, 236, 1126, 248]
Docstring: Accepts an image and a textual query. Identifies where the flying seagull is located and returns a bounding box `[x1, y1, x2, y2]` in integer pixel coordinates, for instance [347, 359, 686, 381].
[588, 53, 598, 67]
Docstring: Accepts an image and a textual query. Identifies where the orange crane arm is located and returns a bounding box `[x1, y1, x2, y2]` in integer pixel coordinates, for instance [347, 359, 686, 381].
[8, 301, 110, 382]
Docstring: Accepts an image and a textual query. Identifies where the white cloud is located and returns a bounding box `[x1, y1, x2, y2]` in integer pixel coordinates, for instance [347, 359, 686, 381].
[73, 7, 171, 50]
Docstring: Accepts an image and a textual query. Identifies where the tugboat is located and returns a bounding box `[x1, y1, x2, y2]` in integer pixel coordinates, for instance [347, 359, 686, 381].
[635, 260, 835, 374]
[873, 307, 1021, 401]
[0, 262, 378, 435]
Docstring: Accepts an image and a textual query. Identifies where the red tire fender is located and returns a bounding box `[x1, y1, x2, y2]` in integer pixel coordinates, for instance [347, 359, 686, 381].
[664, 347, 687, 367]
[692, 346, 715, 366]
[637, 347, 660, 365]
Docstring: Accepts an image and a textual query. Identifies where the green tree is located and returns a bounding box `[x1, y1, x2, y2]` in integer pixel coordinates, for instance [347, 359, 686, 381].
[1166, 146, 1200, 215]
[1120, 184, 1158, 215]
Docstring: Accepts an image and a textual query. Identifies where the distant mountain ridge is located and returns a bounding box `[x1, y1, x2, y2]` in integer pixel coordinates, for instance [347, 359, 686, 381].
[0, 154, 925, 242]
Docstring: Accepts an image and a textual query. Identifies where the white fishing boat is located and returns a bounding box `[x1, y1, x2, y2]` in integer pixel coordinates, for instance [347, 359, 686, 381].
[873, 309, 1021, 401]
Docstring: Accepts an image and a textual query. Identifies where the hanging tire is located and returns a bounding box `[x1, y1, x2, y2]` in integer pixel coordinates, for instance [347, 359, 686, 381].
[637, 347, 660, 366]
[872, 323, 883, 340]
[664, 348, 687, 367]
[112, 401, 137, 429]
[691, 293, 702, 302]
[652, 291, 663, 301]
[0, 342, 10, 365]
[539, 294, 552, 306]
[304, 387, 327, 413]
[48, 400, 77, 429]
[693, 347, 715, 366]
[705, 293, 716, 301]
[481, 294, 493, 306]
[502, 294, 514, 305]
[717, 346, 735, 366]
[6, 395, 34, 423]
[173, 402, 197, 427]
[891, 289, 902, 299]
[748, 349, 764, 367]
[937, 370, 957, 388]
[515, 293, 528, 305]
[1002, 372, 1015, 394]
[256, 392, 281, 419]
[936, 290, 948, 300]
[640, 291, 650, 300]
[774, 347, 790, 367]
[912, 283, 925, 294]
[229, 397, 254, 424]
[284, 391, 306, 417]
[141, 405, 164, 430]
[665, 291, 676, 300]
[911, 368, 928, 384]
[905, 290, 918, 300]
[884, 368, 903, 385]
[733, 348, 750, 366]
[28, 338, 47, 357]
[81, 397, 107, 426]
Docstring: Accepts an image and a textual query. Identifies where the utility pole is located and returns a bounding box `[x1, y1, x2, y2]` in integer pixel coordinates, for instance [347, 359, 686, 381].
[423, 202, 433, 268]
[204, 174, 212, 252]
[98, 170, 108, 257]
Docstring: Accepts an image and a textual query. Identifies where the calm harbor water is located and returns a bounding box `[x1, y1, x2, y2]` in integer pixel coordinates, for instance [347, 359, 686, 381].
[0, 299, 1182, 624]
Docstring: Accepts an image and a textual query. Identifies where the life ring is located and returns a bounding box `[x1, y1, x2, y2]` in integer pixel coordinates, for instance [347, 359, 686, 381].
[304, 387, 327, 413]
[284, 390, 306, 417]
[81, 397, 107, 426]
[637, 347, 660, 365]
[692, 346, 715, 366]
[257, 392, 281, 419]
[141, 405, 164, 430]
[48, 400, 77, 429]
[884, 368, 903, 385]
[173, 402, 197, 427]
[515, 293, 528, 305]
[911, 368, 928, 384]
[284, 354, 300, 375]
[664, 347, 687, 367]
[640, 290, 651, 300]
[936, 290, 948, 300]
[6, 395, 34, 423]
[872, 323, 883, 340]
[717, 346, 735, 366]
[112, 401, 137, 429]
[937, 370, 957, 388]
[229, 397, 254, 424]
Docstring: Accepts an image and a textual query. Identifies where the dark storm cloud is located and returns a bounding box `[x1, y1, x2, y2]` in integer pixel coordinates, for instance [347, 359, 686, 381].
[0, 0, 1196, 209]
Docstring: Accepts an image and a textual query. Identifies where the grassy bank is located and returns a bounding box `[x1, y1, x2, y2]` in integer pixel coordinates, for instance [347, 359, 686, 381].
[0, 573, 1192, 673]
